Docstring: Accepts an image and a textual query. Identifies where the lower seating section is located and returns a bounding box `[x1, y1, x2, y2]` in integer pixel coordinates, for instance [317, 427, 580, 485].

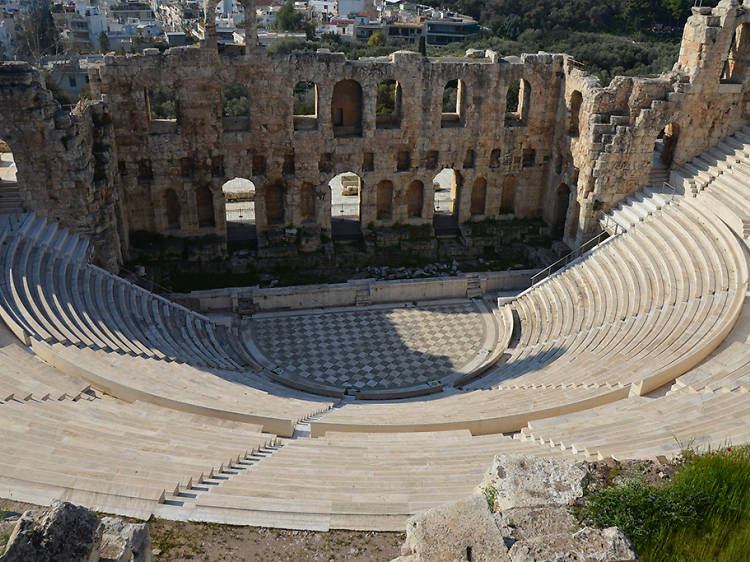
[0, 393, 277, 520]
[173, 431, 564, 531]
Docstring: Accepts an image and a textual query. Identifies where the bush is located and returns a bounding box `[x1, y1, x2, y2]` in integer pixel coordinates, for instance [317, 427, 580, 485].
[583, 445, 750, 561]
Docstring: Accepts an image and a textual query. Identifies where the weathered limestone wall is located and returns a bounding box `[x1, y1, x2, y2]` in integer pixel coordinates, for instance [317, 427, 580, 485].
[0, 0, 747, 268]
[0, 62, 122, 269]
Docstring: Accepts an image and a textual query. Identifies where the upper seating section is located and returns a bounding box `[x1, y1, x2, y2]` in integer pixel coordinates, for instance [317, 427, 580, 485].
[0, 214, 258, 371]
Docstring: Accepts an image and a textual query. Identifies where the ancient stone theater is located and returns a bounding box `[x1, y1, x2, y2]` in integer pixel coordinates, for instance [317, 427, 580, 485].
[0, 0, 748, 541]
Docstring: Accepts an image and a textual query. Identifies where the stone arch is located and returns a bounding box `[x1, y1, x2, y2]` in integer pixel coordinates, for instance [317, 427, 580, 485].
[500, 175, 516, 213]
[470, 177, 486, 216]
[407, 180, 424, 218]
[376, 180, 394, 220]
[196, 185, 215, 228]
[568, 90, 583, 136]
[505, 78, 531, 125]
[300, 182, 316, 223]
[329, 171, 362, 240]
[331, 79, 362, 137]
[376, 79, 402, 129]
[552, 183, 570, 238]
[463, 149, 475, 169]
[222, 177, 256, 242]
[264, 182, 285, 226]
[433, 168, 461, 215]
[164, 188, 181, 230]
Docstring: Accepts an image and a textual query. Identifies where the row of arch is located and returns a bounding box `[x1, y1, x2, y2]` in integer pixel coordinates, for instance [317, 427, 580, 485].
[161, 173, 522, 231]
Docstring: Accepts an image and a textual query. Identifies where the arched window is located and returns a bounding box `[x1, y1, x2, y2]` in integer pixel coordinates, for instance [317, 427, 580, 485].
[164, 189, 180, 229]
[505, 79, 530, 125]
[463, 149, 475, 169]
[568, 91, 583, 137]
[293, 81, 317, 131]
[376, 180, 393, 220]
[196, 185, 215, 228]
[441, 79, 464, 128]
[376, 80, 401, 129]
[470, 177, 486, 216]
[300, 183, 316, 223]
[490, 149, 502, 168]
[265, 183, 285, 226]
[331, 80, 362, 137]
[407, 180, 424, 218]
[500, 176, 516, 213]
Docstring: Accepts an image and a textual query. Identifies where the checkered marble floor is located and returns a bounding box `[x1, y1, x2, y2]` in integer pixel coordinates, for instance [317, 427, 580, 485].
[250, 302, 487, 391]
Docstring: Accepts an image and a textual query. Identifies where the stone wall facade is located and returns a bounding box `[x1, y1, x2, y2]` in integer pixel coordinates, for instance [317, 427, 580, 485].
[0, 0, 748, 269]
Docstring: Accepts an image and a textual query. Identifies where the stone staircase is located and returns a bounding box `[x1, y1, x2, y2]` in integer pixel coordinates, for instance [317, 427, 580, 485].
[465, 274, 481, 298]
[354, 283, 371, 306]
[599, 186, 675, 234]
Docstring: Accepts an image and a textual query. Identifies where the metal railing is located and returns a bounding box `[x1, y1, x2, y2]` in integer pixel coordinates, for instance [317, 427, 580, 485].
[530, 229, 615, 286]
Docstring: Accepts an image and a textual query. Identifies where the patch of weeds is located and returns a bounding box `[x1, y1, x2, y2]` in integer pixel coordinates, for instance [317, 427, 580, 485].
[482, 485, 498, 512]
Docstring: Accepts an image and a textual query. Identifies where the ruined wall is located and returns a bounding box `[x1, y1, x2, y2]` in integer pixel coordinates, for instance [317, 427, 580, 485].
[0, 62, 122, 269]
[1, 0, 748, 268]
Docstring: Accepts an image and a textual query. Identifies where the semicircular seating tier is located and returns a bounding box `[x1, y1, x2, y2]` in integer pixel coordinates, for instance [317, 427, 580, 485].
[0, 215, 333, 437]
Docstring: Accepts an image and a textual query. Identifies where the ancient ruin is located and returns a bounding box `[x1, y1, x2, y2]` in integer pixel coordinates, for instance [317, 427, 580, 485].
[0, 1, 749, 556]
[0, 1, 746, 271]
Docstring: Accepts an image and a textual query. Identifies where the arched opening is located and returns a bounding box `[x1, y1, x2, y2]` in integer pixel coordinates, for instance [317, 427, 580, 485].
[463, 149, 475, 169]
[433, 168, 461, 235]
[655, 122, 680, 169]
[568, 90, 583, 137]
[331, 79, 362, 137]
[376, 180, 394, 220]
[293, 81, 318, 131]
[441, 79, 464, 128]
[164, 189, 181, 230]
[552, 183, 571, 239]
[300, 183, 316, 223]
[407, 180, 424, 218]
[470, 177, 486, 216]
[490, 149, 502, 168]
[223, 177, 256, 243]
[265, 183, 285, 226]
[376, 79, 401, 129]
[196, 185, 216, 228]
[505, 78, 530, 126]
[721, 24, 750, 84]
[0, 139, 21, 213]
[329, 171, 362, 240]
[500, 175, 516, 213]
[223, 81, 249, 131]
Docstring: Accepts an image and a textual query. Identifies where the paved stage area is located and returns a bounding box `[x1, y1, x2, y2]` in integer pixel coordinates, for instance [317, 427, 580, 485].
[248, 300, 493, 392]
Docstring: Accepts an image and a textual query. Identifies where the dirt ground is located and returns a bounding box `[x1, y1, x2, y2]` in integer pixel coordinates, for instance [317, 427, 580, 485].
[0, 499, 404, 561]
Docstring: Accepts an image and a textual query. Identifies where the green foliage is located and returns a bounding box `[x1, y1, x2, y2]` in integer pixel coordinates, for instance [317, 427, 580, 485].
[99, 31, 110, 53]
[293, 81, 316, 115]
[505, 80, 520, 113]
[222, 81, 248, 117]
[442, 80, 458, 113]
[376, 81, 397, 115]
[273, 0, 306, 32]
[482, 485, 498, 512]
[583, 445, 750, 561]
[368, 30, 386, 47]
[148, 85, 176, 120]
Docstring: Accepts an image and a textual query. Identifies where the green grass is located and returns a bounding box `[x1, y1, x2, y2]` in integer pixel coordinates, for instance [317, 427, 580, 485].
[583, 444, 750, 561]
